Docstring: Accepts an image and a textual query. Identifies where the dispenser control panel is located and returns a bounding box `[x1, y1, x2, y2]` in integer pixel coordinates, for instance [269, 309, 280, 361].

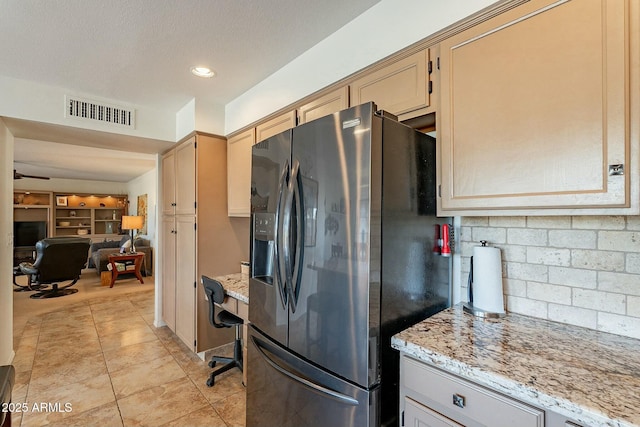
[254, 212, 275, 241]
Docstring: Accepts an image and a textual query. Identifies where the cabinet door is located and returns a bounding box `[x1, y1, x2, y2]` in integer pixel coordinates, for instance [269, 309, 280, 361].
[174, 215, 196, 350]
[161, 151, 176, 215]
[404, 397, 463, 427]
[161, 216, 176, 331]
[175, 137, 196, 215]
[256, 110, 296, 143]
[298, 87, 349, 124]
[402, 356, 544, 427]
[227, 128, 255, 217]
[350, 49, 432, 120]
[438, 0, 636, 215]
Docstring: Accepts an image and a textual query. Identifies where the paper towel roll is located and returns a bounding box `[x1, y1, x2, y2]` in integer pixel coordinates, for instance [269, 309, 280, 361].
[472, 245, 505, 314]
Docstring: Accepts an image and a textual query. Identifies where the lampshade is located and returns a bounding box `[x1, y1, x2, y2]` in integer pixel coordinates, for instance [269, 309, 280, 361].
[121, 215, 144, 230]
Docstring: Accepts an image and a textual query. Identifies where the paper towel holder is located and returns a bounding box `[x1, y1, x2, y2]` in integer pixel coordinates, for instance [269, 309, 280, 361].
[463, 303, 506, 319]
[463, 240, 506, 319]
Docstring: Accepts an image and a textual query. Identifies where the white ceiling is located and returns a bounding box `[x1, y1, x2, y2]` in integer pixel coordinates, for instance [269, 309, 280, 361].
[1, 0, 381, 182]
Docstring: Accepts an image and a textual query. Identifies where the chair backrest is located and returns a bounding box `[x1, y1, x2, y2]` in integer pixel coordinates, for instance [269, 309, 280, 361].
[201, 275, 227, 328]
[32, 237, 91, 283]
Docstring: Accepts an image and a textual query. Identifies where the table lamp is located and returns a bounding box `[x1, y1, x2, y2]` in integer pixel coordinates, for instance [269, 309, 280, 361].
[121, 215, 144, 253]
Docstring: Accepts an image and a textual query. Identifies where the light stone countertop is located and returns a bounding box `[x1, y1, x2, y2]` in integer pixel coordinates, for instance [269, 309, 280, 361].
[391, 304, 640, 427]
[213, 273, 249, 304]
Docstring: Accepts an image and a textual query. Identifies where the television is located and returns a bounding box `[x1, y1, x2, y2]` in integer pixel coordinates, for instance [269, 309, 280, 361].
[13, 221, 47, 248]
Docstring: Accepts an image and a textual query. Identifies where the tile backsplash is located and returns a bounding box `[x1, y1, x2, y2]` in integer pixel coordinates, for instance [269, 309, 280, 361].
[459, 216, 640, 340]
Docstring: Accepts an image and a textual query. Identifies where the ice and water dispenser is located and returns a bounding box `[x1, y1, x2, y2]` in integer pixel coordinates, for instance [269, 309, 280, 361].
[251, 212, 275, 284]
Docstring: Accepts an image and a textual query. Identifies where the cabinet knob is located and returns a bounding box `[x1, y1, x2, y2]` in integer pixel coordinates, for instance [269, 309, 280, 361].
[452, 393, 466, 408]
[171, 202, 177, 206]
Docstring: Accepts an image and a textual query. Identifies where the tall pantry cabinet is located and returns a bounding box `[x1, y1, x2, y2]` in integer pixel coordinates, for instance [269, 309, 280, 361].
[161, 132, 249, 353]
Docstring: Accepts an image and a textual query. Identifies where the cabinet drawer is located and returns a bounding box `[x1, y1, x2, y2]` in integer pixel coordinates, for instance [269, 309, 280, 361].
[405, 396, 463, 427]
[403, 357, 543, 427]
[238, 300, 248, 320]
[221, 297, 238, 314]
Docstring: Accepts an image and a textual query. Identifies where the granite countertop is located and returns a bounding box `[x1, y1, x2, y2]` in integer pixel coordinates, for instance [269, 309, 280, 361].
[213, 272, 249, 303]
[392, 304, 640, 427]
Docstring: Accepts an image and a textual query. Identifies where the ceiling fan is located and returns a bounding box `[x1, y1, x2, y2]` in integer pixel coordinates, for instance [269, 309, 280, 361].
[14, 169, 50, 180]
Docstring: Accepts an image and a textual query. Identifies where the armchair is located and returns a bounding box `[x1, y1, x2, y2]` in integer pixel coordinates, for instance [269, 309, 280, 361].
[18, 237, 91, 299]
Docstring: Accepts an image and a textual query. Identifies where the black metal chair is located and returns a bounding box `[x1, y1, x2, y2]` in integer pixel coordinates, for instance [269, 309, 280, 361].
[18, 237, 91, 299]
[201, 275, 244, 387]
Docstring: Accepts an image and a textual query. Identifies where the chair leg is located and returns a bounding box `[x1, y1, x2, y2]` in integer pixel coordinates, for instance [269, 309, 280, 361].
[12, 268, 47, 292]
[205, 326, 243, 387]
[30, 279, 80, 299]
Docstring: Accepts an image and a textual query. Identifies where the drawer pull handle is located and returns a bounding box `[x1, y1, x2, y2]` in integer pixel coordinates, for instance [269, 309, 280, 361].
[453, 393, 466, 408]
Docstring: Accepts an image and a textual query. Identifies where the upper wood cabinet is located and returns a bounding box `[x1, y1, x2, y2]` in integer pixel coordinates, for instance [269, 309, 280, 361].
[438, 0, 639, 215]
[350, 49, 433, 120]
[256, 110, 296, 143]
[162, 137, 196, 216]
[161, 150, 176, 215]
[298, 87, 349, 124]
[227, 128, 255, 217]
[174, 138, 196, 216]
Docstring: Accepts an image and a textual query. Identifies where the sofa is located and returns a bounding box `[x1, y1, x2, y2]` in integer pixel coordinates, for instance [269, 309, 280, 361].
[88, 236, 153, 276]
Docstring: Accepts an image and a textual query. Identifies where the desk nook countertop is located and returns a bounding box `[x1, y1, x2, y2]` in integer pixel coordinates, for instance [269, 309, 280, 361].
[213, 273, 249, 303]
[392, 304, 640, 427]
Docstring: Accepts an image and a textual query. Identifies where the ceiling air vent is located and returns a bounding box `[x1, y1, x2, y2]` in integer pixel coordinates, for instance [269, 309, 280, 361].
[65, 96, 136, 128]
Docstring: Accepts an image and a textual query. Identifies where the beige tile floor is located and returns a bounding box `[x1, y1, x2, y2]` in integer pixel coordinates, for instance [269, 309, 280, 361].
[11, 271, 246, 427]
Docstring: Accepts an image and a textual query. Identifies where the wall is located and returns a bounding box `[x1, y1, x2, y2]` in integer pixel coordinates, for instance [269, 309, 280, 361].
[13, 177, 127, 195]
[126, 168, 157, 247]
[0, 118, 15, 364]
[224, 0, 497, 134]
[176, 98, 226, 141]
[459, 216, 640, 340]
[0, 75, 175, 142]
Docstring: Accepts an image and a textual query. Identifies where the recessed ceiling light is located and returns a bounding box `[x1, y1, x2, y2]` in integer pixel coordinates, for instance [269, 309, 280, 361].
[190, 66, 215, 78]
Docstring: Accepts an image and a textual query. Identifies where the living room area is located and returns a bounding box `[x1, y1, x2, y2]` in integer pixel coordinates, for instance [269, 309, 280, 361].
[9, 170, 247, 426]
[11, 251, 246, 427]
[12, 154, 158, 310]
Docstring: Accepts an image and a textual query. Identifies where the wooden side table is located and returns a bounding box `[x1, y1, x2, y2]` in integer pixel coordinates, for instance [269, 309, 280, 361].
[107, 253, 145, 288]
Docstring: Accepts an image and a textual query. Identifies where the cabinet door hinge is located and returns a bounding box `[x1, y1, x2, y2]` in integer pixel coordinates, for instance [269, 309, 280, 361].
[194, 340, 197, 348]
[194, 222, 197, 230]
[428, 80, 433, 94]
[437, 57, 440, 70]
[401, 410, 404, 426]
[428, 60, 433, 74]
[194, 141, 197, 149]
[194, 201, 197, 209]
[438, 184, 442, 198]
[194, 281, 197, 289]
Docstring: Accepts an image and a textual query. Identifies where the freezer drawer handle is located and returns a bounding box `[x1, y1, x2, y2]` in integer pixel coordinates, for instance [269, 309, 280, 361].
[251, 335, 359, 406]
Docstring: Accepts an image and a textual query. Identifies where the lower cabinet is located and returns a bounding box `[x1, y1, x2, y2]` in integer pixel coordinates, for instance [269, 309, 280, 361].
[404, 396, 463, 427]
[400, 355, 544, 427]
[161, 216, 176, 331]
[162, 214, 197, 348]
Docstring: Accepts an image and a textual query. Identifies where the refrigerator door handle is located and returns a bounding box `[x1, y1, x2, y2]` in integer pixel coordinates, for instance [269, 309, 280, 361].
[282, 169, 295, 295]
[251, 335, 360, 406]
[274, 161, 289, 308]
[289, 159, 304, 312]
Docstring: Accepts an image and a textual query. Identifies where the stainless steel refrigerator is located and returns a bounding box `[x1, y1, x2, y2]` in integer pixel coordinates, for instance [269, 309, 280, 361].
[247, 102, 451, 427]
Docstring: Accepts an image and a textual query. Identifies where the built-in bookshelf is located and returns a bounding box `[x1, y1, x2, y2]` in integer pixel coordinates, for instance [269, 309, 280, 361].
[54, 193, 128, 238]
